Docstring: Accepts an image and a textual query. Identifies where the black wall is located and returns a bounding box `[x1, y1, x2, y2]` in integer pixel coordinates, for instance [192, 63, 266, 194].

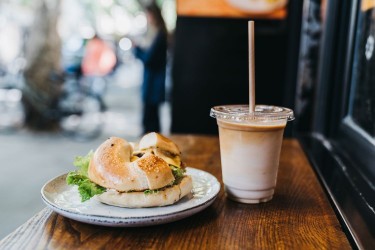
[171, 17, 290, 134]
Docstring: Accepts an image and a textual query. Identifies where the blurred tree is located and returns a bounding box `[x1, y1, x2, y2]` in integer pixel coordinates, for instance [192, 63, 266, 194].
[22, 0, 63, 130]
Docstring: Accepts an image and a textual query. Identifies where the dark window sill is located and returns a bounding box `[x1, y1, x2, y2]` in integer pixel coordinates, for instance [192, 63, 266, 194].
[298, 134, 375, 249]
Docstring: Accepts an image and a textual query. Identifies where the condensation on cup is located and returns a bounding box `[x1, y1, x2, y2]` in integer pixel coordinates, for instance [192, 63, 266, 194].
[210, 105, 294, 204]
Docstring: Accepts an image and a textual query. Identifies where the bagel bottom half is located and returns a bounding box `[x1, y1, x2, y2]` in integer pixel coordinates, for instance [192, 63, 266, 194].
[96, 176, 193, 208]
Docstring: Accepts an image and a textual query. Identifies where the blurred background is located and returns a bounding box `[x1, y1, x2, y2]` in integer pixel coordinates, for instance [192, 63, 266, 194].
[0, 0, 177, 238]
[0, 0, 177, 138]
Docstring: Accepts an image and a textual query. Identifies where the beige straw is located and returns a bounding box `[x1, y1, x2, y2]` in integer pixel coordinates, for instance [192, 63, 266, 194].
[248, 21, 255, 114]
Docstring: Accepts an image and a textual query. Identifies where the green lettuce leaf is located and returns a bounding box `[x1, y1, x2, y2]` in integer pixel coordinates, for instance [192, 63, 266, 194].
[169, 164, 186, 183]
[144, 189, 159, 195]
[77, 178, 106, 202]
[66, 151, 106, 202]
[73, 150, 93, 177]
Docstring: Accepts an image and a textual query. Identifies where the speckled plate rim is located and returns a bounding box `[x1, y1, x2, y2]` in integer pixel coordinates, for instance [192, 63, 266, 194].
[41, 168, 220, 227]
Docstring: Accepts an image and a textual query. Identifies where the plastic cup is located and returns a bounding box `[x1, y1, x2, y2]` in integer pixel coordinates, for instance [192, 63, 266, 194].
[210, 105, 294, 203]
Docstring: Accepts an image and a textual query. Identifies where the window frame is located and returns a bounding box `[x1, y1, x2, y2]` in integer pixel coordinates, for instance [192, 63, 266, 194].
[331, 0, 375, 181]
[299, 0, 375, 248]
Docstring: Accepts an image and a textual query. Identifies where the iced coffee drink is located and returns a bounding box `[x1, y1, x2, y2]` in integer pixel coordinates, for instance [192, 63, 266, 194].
[210, 105, 294, 203]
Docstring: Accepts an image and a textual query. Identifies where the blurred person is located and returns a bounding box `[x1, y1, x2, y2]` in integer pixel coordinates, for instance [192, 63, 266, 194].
[133, 3, 168, 134]
[82, 35, 117, 77]
[81, 34, 117, 109]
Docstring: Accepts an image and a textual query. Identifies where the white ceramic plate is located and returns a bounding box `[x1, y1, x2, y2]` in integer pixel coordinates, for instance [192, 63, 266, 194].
[41, 168, 220, 227]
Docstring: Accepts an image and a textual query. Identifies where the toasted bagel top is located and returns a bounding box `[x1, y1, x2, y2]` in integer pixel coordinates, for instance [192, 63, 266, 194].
[88, 137, 175, 192]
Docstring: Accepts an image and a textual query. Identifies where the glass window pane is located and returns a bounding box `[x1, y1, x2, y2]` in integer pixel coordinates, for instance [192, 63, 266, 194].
[349, 5, 375, 138]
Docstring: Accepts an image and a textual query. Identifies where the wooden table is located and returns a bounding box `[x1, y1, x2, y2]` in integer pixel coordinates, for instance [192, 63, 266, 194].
[0, 135, 351, 249]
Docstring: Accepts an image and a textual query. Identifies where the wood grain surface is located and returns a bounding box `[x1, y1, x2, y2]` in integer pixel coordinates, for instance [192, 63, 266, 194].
[0, 136, 351, 249]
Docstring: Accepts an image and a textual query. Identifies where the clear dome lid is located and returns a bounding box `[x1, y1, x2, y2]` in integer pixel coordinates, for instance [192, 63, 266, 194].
[210, 105, 294, 122]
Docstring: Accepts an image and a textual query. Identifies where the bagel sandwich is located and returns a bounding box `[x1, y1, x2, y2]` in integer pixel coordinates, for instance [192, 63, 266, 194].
[66, 133, 192, 208]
